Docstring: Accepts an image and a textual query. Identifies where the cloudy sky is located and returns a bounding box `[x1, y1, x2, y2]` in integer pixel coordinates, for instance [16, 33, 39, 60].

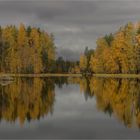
[0, 0, 140, 60]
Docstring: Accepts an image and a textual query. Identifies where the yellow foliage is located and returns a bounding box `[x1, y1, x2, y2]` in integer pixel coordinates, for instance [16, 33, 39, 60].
[90, 22, 139, 74]
[80, 55, 87, 71]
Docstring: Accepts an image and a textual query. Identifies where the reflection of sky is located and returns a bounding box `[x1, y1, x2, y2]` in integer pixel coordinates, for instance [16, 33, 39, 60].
[1, 1, 140, 60]
[0, 84, 140, 139]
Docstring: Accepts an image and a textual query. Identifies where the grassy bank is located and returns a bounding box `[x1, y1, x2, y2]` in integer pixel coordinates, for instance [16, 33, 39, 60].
[0, 73, 82, 77]
[0, 73, 140, 78]
[92, 74, 140, 78]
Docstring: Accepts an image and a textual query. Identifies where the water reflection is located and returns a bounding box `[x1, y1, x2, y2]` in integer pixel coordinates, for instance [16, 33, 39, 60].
[0, 77, 140, 129]
[0, 78, 55, 125]
[78, 77, 140, 128]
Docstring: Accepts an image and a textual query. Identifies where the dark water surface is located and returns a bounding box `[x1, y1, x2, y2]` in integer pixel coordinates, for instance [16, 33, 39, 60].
[0, 77, 140, 139]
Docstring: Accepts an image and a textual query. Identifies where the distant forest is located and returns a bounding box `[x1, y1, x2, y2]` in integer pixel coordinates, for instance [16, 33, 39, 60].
[0, 22, 140, 74]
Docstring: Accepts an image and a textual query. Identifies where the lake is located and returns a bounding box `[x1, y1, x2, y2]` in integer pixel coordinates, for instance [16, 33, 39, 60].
[0, 77, 140, 139]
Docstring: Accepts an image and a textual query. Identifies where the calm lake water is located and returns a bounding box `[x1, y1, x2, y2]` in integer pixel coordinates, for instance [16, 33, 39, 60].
[0, 77, 140, 139]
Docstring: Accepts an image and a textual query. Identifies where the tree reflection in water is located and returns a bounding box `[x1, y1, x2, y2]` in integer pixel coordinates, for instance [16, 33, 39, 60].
[0, 78, 55, 125]
[0, 77, 140, 129]
[76, 77, 140, 128]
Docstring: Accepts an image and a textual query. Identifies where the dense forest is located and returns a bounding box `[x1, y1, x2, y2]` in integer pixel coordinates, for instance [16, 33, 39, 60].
[0, 22, 140, 74]
[80, 22, 140, 74]
[0, 23, 79, 74]
[0, 23, 55, 73]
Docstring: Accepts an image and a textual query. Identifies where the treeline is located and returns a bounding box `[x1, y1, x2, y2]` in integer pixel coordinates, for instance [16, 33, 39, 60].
[0, 23, 80, 74]
[55, 56, 80, 73]
[1, 22, 140, 74]
[80, 22, 140, 74]
[0, 23, 56, 73]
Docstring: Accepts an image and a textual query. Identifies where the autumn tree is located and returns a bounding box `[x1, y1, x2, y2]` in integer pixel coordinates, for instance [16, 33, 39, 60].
[17, 23, 30, 73]
[89, 22, 140, 74]
[2, 26, 21, 73]
[0, 24, 56, 73]
[80, 54, 87, 72]
[29, 28, 43, 73]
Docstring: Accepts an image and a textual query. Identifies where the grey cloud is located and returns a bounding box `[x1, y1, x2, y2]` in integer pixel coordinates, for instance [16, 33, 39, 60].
[0, 1, 140, 60]
[56, 48, 81, 61]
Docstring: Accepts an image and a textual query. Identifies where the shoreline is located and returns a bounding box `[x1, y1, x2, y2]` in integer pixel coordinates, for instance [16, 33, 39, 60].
[92, 74, 140, 78]
[0, 73, 140, 78]
[0, 73, 82, 77]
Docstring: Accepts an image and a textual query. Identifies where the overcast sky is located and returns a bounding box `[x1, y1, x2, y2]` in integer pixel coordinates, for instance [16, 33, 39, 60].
[0, 0, 140, 60]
